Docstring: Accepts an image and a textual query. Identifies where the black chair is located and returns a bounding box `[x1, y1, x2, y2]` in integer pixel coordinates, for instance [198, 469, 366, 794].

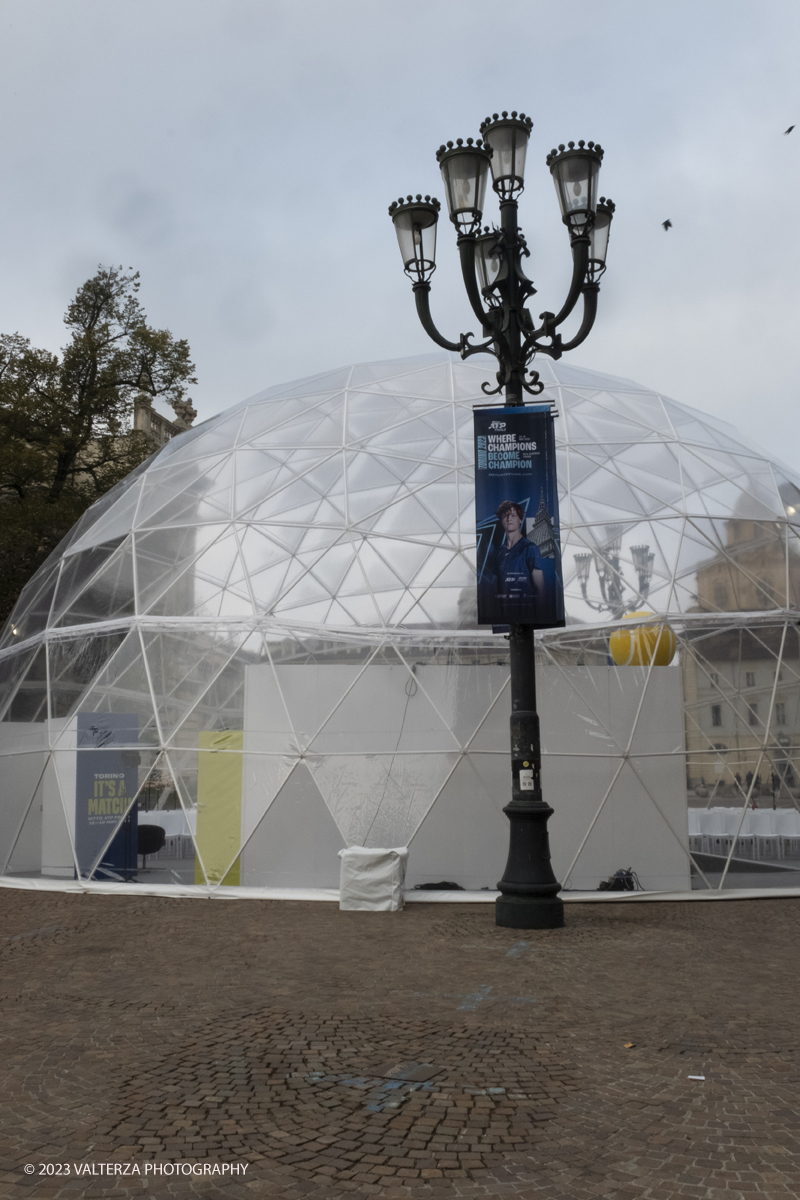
[138, 824, 166, 869]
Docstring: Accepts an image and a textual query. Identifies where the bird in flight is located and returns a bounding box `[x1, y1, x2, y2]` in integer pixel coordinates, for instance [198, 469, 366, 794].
[785, 125, 795, 135]
[662, 219, 672, 231]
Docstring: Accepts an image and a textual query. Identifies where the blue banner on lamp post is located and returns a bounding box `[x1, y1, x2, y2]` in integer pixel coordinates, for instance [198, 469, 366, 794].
[474, 405, 565, 629]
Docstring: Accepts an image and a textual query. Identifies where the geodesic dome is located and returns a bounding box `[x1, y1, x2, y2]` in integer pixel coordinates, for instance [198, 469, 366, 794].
[2, 352, 800, 897]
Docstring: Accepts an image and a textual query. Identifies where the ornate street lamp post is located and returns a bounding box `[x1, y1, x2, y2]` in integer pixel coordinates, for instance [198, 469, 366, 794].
[574, 525, 655, 620]
[389, 111, 614, 929]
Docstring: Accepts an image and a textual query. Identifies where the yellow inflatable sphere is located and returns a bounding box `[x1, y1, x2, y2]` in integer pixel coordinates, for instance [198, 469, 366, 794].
[608, 612, 676, 667]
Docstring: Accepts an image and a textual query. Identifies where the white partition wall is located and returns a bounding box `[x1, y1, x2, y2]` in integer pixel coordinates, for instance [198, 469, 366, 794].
[541, 665, 688, 891]
[0, 722, 48, 875]
[241, 662, 688, 893]
[42, 718, 75, 877]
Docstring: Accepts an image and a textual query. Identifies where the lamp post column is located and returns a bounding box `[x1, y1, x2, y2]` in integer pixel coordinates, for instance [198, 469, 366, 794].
[494, 196, 563, 928]
[496, 627, 564, 929]
[498, 197, 524, 404]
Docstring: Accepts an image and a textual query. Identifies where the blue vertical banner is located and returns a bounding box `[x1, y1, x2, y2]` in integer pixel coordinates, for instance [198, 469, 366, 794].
[74, 713, 139, 879]
[474, 405, 565, 629]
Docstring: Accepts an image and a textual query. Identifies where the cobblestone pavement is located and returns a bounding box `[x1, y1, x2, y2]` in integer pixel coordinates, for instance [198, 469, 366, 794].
[1, 892, 800, 1200]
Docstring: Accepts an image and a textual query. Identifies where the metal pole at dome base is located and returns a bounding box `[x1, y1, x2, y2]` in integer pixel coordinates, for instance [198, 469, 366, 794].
[388, 109, 612, 931]
[495, 626, 564, 929]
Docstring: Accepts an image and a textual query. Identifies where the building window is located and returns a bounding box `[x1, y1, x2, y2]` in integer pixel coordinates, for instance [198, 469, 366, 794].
[776, 702, 787, 726]
[710, 671, 719, 686]
[711, 704, 722, 727]
[748, 702, 759, 726]
[713, 583, 729, 608]
[745, 671, 755, 688]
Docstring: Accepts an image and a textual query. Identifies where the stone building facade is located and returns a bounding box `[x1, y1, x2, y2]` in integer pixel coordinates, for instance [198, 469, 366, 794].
[683, 514, 800, 800]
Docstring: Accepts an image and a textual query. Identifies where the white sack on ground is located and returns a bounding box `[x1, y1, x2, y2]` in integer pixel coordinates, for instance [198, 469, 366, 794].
[338, 846, 408, 911]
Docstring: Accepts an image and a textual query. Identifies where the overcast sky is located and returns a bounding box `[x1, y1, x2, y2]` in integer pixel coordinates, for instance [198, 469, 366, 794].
[1, 0, 798, 467]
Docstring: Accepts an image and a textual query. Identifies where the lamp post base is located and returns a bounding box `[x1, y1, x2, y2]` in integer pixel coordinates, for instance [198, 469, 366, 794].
[495, 893, 564, 929]
[495, 796, 564, 930]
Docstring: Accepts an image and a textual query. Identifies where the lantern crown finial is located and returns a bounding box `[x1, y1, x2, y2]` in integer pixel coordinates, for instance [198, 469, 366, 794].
[387, 195, 440, 217]
[435, 139, 488, 163]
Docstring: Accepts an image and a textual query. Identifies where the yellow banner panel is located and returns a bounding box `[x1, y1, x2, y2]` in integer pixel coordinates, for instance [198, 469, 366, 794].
[194, 730, 243, 885]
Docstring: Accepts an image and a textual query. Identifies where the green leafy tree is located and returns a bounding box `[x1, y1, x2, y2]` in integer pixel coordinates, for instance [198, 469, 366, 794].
[0, 266, 197, 624]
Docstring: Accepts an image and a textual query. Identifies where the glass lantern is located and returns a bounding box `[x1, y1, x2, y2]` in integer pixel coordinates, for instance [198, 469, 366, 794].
[388, 196, 440, 283]
[588, 198, 615, 279]
[547, 141, 604, 234]
[436, 139, 492, 234]
[474, 229, 505, 298]
[479, 111, 533, 200]
[574, 553, 592, 588]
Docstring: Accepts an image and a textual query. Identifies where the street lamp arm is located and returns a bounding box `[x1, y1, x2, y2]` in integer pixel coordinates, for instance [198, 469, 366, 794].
[532, 236, 590, 342]
[461, 333, 502, 360]
[551, 235, 590, 329]
[457, 235, 493, 329]
[411, 283, 466, 354]
[559, 283, 599, 353]
[579, 586, 606, 613]
[518, 237, 590, 360]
